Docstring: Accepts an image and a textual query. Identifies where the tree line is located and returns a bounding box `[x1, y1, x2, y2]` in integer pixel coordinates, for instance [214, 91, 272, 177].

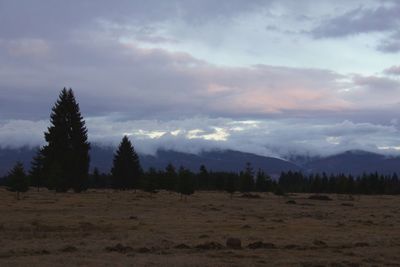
[279, 171, 400, 195]
[2, 89, 400, 198]
[58, 165, 400, 196]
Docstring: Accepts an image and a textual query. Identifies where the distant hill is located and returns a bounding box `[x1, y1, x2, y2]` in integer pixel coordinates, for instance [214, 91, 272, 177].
[303, 150, 400, 175]
[0, 146, 299, 176]
[71, 146, 301, 176]
[140, 149, 300, 175]
[1, 146, 399, 177]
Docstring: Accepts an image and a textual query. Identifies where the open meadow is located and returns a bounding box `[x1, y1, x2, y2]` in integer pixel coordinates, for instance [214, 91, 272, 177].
[0, 188, 400, 266]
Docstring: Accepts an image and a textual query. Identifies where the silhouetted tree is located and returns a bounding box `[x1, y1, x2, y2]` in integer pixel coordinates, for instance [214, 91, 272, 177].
[163, 163, 177, 191]
[274, 171, 400, 196]
[239, 162, 254, 192]
[7, 162, 29, 200]
[224, 173, 236, 198]
[143, 167, 159, 193]
[41, 88, 90, 192]
[213, 171, 226, 191]
[255, 169, 269, 192]
[311, 173, 322, 194]
[321, 172, 329, 193]
[111, 136, 142, 190]
[90, 167, 104, 188]
[177, 167, 195, 200]
[29, 148, 44, 191]
[389, 173, 400, 194]
[197, 165, 209, 190]
[347, 175, 355, 195]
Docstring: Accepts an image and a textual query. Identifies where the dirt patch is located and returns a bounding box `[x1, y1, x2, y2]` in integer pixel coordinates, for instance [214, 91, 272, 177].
[308, 195, 333, 201]
[174, 243, 191, 249]
[105, 243, 133, 254]
[247, 241, 276, 249]
[59, 245, 78, 253]
[240, 193, 261, 199]
[226, 238, 241, 249]
[195, 242, 224, 250]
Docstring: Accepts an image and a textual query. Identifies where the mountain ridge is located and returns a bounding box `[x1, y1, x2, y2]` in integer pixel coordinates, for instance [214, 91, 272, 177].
[0, 146, 399, 177]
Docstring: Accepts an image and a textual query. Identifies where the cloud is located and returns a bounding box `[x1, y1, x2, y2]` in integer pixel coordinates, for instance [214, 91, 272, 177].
[2, 117, 400, 158]
[338, 74, 400, 109]
[0, 0, 271, 40]
[384, 65, 400, 75]
[352, 75, 400, 92]
[0, 33, 353, 120]
[377, 30, 400, 53]
[0, 120, 47, 148]
[310, 1, 400, 53]
[1, 28, 399, 125]
[311, 3, 400, 38]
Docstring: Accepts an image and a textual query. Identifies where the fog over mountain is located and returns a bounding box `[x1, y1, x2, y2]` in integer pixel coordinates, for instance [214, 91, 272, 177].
[1, 117, 400, 160]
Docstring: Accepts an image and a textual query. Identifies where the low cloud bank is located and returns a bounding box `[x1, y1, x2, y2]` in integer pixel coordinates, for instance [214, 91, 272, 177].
[1, 116, 399, 158]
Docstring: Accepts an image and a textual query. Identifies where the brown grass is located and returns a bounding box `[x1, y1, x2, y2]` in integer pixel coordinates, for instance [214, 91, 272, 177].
[0, 188, 400, 266]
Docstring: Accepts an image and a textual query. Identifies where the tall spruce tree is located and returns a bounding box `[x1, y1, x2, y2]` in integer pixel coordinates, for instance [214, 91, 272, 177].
[111, 136, 142, 190]
[7, 162, 29, 200]
[41, 88, 90, 192]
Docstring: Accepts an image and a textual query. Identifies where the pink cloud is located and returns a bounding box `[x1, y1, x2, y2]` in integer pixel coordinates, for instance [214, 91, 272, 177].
[384, 65, 400, 76]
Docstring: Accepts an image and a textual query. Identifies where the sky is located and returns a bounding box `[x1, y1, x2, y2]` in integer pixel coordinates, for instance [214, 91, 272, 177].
[0, 0, 400, 158]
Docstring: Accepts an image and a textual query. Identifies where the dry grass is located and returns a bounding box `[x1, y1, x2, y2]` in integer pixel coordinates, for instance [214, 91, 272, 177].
[0, 188, 400, 266]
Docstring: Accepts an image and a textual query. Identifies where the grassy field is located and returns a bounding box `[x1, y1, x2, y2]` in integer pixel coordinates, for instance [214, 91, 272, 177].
[0, 188, 400, 266]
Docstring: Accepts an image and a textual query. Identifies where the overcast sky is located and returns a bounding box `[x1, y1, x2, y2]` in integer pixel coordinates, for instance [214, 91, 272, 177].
[1, 0, 400, 157]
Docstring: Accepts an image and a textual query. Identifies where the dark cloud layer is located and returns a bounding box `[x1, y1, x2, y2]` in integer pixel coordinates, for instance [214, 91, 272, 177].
[311, 1, 400, 53]
[0, 0, 270, 39]
[312, 5, 400, 37]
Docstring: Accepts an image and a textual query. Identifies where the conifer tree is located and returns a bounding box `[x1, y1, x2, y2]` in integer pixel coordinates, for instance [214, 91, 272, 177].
[198, 165, 209, 190]
[143, 167, 159, 193]
[91, 167, 102, 188]
[111, 136, 142, 190]
[29, 148, 44, 191]
[390, 173, 400, 194]
[240, 162, 254, 193]
[224, 173, 236, 198]
[67, 90, 91, 192]
[163, 163, 177, 191]
[255, 169, 268, 192]
[7, 162, 29, 200]
[177, 167, 195, 200]
[41, 88, 90, 192]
